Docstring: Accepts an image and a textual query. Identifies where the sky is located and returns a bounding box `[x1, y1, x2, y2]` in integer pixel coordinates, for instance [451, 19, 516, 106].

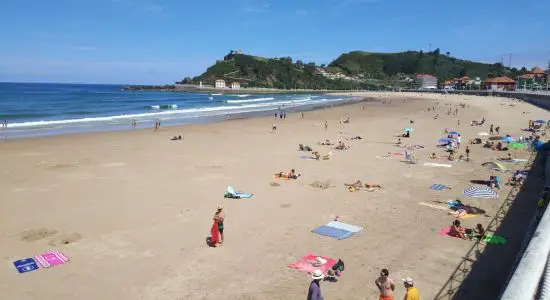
[0, 0, 549, 84]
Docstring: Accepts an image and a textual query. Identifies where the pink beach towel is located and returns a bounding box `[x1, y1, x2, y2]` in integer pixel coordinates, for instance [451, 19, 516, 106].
[288, 253, 336, 274]
[35, 250, 69, 268]
[438, 227, 451, 236]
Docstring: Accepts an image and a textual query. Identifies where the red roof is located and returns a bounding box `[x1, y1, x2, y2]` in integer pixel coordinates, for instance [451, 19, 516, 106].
[531, 67, 545, 74]
[485, 76, 515, 84]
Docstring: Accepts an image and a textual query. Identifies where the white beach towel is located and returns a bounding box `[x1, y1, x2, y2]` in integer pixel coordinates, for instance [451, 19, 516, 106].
[326, 221, 363, 233]
[423, 163, 452, 168]
[418, 202, 449, 211]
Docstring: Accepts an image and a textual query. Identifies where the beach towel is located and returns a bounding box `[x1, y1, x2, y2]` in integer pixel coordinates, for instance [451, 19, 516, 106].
[423, 163, 452, 168]
[288, 254, 337, 274]
[312, 225, 355, 240]
[438, 227, 506, 244]
[226, 186, 253, 199]
[418, 202, 449, 211]
[13, 258, 39, 273]
[326, 221, 363, 233]
[431, 184, 450, 191]
[34, 250, 69, 268]
[210, 220, 219, 245]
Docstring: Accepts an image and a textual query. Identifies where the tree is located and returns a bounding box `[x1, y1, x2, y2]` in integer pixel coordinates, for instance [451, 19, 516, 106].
[446, 51, 451, 57]
[433, 48, 440, 57]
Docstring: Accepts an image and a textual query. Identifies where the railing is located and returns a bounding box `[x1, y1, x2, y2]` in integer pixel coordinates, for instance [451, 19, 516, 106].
[500, 153, 550, 299]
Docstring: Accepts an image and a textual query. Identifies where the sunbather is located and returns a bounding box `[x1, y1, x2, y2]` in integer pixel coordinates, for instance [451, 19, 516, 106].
[335, 141, 349, 150]
[364, 183, 382, 192]
[318, 140, 333, 146]
[449, 220, 467, 239]
[430, 152, 437, 159]
[345, 180, 363, 192]
[274, 169, 301, 179]
[468, 223, 486, 240]
[170, 135, 182, 141]
[312, 151, 321, 160]
[396, 138, 402, 145]
[449, 209, 468, 218]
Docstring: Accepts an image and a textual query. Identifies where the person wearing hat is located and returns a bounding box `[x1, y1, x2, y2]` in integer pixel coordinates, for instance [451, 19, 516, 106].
[375, 268, 395, 300]
[214, 205, 225, 244]
[307, 270, 324, 300]
[402, 277, 419, 300]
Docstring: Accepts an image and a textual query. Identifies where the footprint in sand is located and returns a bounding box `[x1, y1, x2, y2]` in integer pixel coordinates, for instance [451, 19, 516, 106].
[49, 233, 82, 246]
[20, 228, 58, 242]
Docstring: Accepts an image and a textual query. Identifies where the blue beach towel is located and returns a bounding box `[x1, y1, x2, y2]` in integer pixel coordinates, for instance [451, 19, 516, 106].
[312, 225, 355, 240]
[13, 258, 39, 274]
[431, 184, 450, 191]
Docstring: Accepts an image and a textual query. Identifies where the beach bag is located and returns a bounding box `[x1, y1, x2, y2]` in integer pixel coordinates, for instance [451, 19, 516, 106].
[332, 259, 345, 272]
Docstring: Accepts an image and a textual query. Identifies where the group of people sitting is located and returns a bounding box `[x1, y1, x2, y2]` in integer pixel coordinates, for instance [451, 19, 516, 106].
[318, 140, 334, 146]
[402, 130, 411, 138]
[505, 170, 528, 187]
[450, 220, 486, 240]
[274, 169, 301, 179]
[344, 180, 382, 192]
[299, 144, 314, 151]
[483, 141, 509, 151]
[470, 118, 486, 126]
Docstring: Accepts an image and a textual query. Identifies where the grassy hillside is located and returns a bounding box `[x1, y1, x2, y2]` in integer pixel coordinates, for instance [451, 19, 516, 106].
[328, 50, 523, 81]
[189, 52, 377, 90]
[183, 50, 526, 90]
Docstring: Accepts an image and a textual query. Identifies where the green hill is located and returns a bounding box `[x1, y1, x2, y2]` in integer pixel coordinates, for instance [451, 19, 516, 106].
[328, 50, 522, 81]
[183, 50, 525, 89]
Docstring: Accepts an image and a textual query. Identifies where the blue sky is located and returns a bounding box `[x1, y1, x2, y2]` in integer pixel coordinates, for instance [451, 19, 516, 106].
[0, 0, 549, 84]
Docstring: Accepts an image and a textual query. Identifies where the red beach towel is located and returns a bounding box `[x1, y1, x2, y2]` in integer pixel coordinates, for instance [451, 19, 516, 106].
[288, 253, 336, 274]
[210, 220, 219, 245]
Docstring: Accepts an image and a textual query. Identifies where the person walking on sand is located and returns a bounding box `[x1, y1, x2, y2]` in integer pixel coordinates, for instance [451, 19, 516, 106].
[272, 124, 277, 132]
[324, 121, 328, 130]
[489, 124, 494, 135]
[307, 270, 324, 300]
[495, 126, 500, 135]
[131, 119, 136, 129]
[465, 146, 470, 161]
[456, 134, 462, 149]
[301, 112, 304, 119]
[214, 206, 225, 244]
[375, 269, 395, 300]
[402, 277, 420, 300]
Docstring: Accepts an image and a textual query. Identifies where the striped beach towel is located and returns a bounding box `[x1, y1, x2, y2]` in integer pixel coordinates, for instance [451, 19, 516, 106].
[34, 250, 69, 268]
[431, 184, 450, 191]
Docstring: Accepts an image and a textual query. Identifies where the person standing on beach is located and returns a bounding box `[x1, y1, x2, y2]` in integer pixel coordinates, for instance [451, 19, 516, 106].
[3, 120, 7, 129]
[490, 124, 494, 135]
[495, 126, 500, 135]
[324, 121, 328, 130]
[214, 206, 225, 244]
[465, 146, 470, 161]
[456, 134, 462, 149]
[375, 269, 395, 300]
[275, 112, 278, 119]
[131, 120, 136, 129]
[307, 270, 324, 300]
[402, 277, 420, 300]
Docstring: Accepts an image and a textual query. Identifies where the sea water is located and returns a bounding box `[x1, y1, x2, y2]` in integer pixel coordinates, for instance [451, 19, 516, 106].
[0, 82, 355, 139]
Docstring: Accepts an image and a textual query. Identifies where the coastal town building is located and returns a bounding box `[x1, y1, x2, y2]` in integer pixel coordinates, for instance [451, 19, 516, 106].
[483, 76, 516, 91]
[215, 79, 226, 89]
[230, 82, 241, 89]
[516, 67, 548, 90]
[444, 80, 454, 89]
[415, 74, 438, 89]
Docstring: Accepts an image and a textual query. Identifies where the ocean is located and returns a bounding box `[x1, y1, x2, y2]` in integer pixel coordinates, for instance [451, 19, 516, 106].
[0, 82, 355, 139]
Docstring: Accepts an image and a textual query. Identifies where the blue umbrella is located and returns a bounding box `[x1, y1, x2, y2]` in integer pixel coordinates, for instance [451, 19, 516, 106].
[449, 131, 459, 135]
[535, 120, 545, 124]
[439, 138, 452, 143]
[501, 136, 514, 143]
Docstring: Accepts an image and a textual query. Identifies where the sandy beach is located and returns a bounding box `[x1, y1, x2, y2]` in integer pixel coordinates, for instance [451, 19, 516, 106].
[1, 92, 548, 300]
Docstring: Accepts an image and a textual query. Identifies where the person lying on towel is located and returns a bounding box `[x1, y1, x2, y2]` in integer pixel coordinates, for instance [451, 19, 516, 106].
[274, 169, 300, 179]
[345, 180, 363, 192]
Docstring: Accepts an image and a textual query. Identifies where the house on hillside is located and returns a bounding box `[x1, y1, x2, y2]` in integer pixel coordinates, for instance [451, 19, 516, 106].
[415, 74, 438, 89]
[483, 76, 516, 91]
[231, 82, 241, 89]
[215, 79, 226, 89]
[444, 80, 454, 89]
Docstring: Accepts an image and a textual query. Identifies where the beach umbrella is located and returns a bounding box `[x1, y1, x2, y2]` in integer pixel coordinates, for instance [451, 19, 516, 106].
[449, 131, 459, 135]
[478, 132, 489, 136]
[481, 162, 507, 172]
[463, 186, 498, 199]
[501, 136, 514, 143]
[439, 138, 452, 143]
[535, 120, 545, 124]
[404, 128, 414, 132]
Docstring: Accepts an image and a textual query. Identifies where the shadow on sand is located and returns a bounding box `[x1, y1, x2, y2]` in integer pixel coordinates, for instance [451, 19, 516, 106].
[433, 151, 545, 300]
